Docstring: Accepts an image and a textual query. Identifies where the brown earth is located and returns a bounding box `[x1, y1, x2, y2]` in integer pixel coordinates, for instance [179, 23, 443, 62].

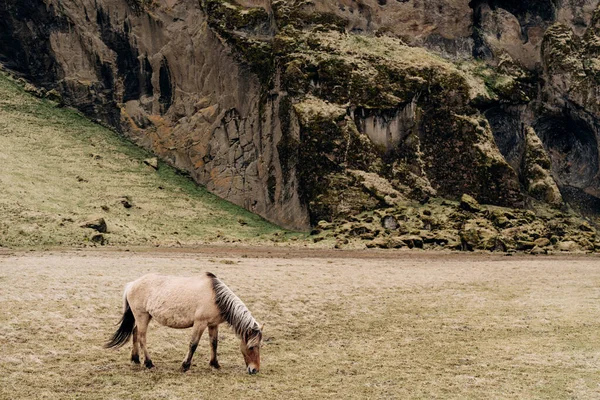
[1, 248, 599, 399]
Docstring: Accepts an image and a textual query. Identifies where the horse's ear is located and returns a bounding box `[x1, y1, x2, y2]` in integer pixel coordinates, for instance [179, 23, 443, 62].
[259, 322, 265, 331]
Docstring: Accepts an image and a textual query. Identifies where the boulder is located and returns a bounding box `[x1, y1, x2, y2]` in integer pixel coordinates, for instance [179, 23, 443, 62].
[579, 222, 594, 232]
[557, 241, 581, 252]
[317, 220, 334, 230]
[530, 246, 546, 255]
[387, 237, 408, 249]
[348, 170, 406, 207]
[516, 241, 536, 251]
[398, 235, 423, 249]
[91, 234, 107, 245]
[460, 219, 499, 250]
[81, 218, 107, 233]
[534, 237, 551, 247]
[460, 194, 482, 213]
[23, 83, 42, 97]
[381, 215, 399, 230]
[143, 157, 159, 170]
[366, 237, 388, 249]
[490, 210, 513, 228]
[45, 89, 63, 104]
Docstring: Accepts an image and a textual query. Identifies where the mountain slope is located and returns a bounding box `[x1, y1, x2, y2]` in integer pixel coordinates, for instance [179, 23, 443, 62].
[0, 71, 289, 248]
[1, 1, 600, 253]
[2, 0, 599, 232]
[1, 70, 597, 253]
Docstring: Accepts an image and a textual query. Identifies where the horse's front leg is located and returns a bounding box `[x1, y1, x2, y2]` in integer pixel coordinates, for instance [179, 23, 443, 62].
[208, 325, 221, 369]
[181, 321, 206, 372]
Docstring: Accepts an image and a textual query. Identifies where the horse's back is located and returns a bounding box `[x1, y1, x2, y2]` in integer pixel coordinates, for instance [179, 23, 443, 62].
[127, 273, 220, 328]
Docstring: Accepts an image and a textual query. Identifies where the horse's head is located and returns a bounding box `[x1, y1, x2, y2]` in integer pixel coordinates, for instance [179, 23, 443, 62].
[241, 326, 262, 374]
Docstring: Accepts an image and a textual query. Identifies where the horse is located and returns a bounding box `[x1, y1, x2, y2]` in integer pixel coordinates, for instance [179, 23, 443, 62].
[105, 272, 263, 374]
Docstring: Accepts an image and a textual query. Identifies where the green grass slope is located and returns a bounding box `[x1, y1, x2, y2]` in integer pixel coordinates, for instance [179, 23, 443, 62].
[0, 72, 292, 248]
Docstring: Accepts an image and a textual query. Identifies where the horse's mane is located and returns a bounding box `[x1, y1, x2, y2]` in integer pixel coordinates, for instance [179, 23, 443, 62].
[207, 272, 262, 347]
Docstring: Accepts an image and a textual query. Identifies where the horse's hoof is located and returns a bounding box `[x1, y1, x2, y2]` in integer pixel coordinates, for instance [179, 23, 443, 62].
[181, 362, 191, 372]
[144, 360, 154, 369]
[131, 355, 140, 364]
[209, 360, 221, 369]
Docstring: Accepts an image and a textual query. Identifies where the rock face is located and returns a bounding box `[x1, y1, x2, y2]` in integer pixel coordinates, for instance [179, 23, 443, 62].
[0, 0, 309, 230]
[472, 0, 600, 217]
[1, 0, 600, 230]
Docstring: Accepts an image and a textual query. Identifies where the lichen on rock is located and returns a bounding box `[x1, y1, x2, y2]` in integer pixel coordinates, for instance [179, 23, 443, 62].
[522, 127, 563, 207]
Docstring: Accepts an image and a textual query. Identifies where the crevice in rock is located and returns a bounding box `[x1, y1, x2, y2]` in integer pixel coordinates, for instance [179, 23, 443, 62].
[141, 55, 153, 97]
[0, 0, 67, 85]
[97, 7, 141, 102]
[560, 186, 600, 217]
[469, 0, 558, 27]
[470, 1, 493, 59]
[533, 111, 599, 189]
[485, 107, 525, 172]
[158, 57, 173, 113]
[469, 0, 559, 58]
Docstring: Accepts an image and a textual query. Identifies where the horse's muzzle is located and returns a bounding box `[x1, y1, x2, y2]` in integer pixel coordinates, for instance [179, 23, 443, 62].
[247, 367, 258, 375]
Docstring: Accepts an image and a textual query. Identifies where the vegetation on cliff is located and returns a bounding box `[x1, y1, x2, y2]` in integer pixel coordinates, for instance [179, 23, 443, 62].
[311, 195, 599, 253]
[194, 0, 600, 252]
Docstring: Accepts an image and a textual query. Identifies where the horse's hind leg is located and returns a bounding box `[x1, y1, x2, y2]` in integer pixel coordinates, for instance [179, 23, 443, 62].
[208, 325, 221, 369]
[181, 321, 206, 372]
[135, 312, 154, 369]
[131, 326, 140, 364]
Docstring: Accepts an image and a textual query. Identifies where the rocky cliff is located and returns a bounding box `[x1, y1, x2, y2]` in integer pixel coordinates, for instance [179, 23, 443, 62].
[1, 0, 599, 245]
[1, 0, 309, 230]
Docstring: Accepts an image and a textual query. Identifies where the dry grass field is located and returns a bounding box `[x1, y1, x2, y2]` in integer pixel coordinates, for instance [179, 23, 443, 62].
[1, 249, 599, 399]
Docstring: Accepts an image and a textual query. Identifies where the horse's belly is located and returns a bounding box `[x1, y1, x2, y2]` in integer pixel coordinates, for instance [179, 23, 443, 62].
[147, 303, 195, 329]
[152, 313, 193, 329]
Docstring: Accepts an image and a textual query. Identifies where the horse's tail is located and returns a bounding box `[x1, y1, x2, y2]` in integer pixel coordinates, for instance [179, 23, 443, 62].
[105, 283, 135, 349]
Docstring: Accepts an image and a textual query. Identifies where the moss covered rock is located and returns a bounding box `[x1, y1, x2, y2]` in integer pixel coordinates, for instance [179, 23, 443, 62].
[522, 127, 563, 207]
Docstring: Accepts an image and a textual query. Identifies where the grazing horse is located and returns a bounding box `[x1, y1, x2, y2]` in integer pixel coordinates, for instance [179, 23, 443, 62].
[105, 272, 262, 374]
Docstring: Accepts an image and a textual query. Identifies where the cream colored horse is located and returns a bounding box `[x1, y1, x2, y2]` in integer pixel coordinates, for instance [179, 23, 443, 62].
[105, 272, 262, 374]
